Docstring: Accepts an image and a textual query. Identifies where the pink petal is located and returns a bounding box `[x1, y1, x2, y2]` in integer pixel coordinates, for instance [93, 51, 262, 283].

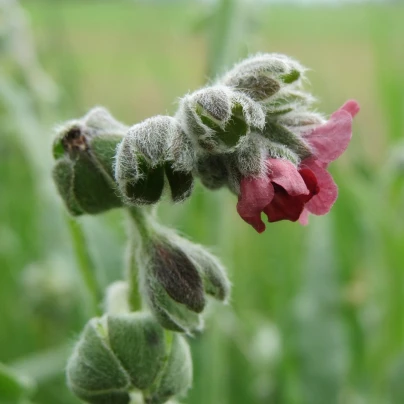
[237, 175, 274, 233]
[299, 168, 320, 197]
[304, 105, 355, 164]
[263, 185, 306, 223]
[301, 158, 338, 215]
[267, 158, 309, 196]
[299, 209, 310, 225]
[338, 99, 360, 118]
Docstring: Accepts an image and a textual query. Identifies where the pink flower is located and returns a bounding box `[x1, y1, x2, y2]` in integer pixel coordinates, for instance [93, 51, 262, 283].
[237, 100, 360, 233]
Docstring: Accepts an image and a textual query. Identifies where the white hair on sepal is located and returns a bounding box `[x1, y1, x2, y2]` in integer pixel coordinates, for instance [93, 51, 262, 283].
[264, 139, 301, 167]
[219, 53, 308, 86]
[83, 106, 128, 135]
[232, 91, 266, 131]
[234, 132, 268, 178]
[114, 136, 141, 190]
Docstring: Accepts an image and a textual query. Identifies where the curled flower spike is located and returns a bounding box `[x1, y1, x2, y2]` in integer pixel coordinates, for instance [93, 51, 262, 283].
[237, 101, 360, 232]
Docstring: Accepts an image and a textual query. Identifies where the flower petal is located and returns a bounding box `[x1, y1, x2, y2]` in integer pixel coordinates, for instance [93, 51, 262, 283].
[263, 185, 306, 223]
[237, 175, 274, 233]
[339, 99, 360, 118]
[264, 168, 319, 223]
[298, 168, 320, 198]
[304, 104, 356, 164]
[301, 158, 338, 215]
[267, 158, 309, 196]
[298, 208, 310, 225]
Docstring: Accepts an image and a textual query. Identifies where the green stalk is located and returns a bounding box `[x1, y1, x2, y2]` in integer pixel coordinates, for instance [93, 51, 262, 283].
[125, 207, 153, 312]
[66, 217, 101, 316]
[207, 0, 251, 77]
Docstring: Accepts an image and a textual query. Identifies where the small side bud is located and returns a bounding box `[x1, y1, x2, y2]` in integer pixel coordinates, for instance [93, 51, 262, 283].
[219, 53, 306, 101]
[175, 237, 231, 302]
[52, 108, 125, 215]
[138, 225, 230, 333]
[149, 240, 206, 314]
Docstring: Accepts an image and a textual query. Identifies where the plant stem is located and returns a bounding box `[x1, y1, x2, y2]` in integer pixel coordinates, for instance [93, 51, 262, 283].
[66, 216, 101, 316]
[125, 207, 152, 311]
[207, 0, 250, 77]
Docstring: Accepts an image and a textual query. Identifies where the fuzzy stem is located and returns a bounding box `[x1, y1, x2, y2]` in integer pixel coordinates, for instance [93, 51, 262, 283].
[125, 207, 153, 311]
[67, 216, 101, 316]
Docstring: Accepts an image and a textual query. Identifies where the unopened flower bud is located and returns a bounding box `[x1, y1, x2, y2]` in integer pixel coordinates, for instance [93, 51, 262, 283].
[115, 116, 194, 204]
[52, 108, 125, 216]
[219, 53, 305, 102]
[67, 313, 191, 403]
[177, 85, 265, 153]
[175, 236, 231, 302]
[138, 226, 230, 333]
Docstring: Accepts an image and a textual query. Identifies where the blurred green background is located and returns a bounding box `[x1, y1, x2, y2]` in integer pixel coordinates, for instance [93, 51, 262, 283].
[1, 0, 404, 403]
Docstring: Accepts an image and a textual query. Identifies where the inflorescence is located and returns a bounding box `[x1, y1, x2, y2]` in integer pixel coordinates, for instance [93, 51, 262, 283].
[52, 53, 359, 404]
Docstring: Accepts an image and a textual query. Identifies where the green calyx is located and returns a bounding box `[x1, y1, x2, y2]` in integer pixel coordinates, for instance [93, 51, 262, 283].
[66, 313, 192, 404]
[122, 156, 165, 206]
[198, 103, 249, 149]
[138, 225, 230, 334]
[263, 121, 312, 160]
[52, 127, 123, 216]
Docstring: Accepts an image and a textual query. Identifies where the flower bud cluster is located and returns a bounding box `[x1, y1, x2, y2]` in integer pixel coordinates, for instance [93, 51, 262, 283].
[67, 312, 192, 404]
